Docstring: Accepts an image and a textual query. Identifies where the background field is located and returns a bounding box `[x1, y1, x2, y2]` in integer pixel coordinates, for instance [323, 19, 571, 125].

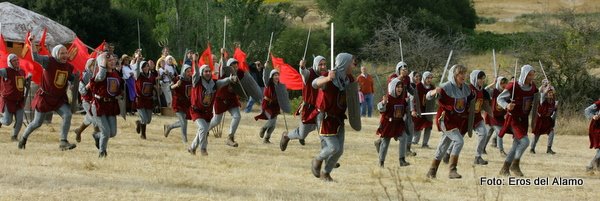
[0, 111, 598, 201]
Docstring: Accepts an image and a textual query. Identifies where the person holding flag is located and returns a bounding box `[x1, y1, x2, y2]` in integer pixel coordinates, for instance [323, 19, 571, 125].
[0, 54, 31, 141]
[497, 65, 538, 177]
[280, 56, 327, 150]
[18, 36, 78, 151]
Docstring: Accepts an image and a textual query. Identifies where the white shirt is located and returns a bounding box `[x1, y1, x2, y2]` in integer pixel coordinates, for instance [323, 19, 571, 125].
[159, 65, 176, 83]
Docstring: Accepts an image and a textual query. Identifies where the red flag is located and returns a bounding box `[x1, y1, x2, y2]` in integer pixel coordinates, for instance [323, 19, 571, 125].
[198, 44, 216, 79]
[233, 47, 249, 72]
[89, 41, 106, 58]
[37, 28, 50, 56]
[68, 37, 90, 72]
[270, 54, 303, 90]
[20, 32, 43, 84]
[0, 34, 7, 69]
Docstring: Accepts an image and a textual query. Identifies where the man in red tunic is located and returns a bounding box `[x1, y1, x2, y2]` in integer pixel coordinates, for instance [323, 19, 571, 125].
[485, 76, 509, 156]
[188, 56, 236, 156]
[584, 99, 600, 172]
[425, 64, 472, 179]
[207, 55, 243, 147]
[310, 53, 356, 182]
[411, 71, 434, 148]
[0, 54, 29, 141]
[280, 56, 327, 151]
[132, 53, 158, 140]
[18, 43, 77, 151]
[255, 69, 282, 143]
[164, 64, 193, 144]
[376, 78, 412, 167]
[530, 84, 557, 154]
[89, 52, 123, 157]
[497, 65, 538, 177]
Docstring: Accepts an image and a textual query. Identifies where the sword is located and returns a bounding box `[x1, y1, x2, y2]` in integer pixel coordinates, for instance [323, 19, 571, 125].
[493, 49, 497, 78]
[440, 50, 453, 84]
[399, 37, 404, 62]
[302, 26, 311, 61]
[330, 23, 334, 71]
[538, 60, 549, 81]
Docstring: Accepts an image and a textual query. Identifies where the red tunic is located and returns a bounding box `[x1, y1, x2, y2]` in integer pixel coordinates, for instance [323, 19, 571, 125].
[190, 79, 217, 122]
[435, 88, 472, 135]
[588, 100, 600, 149]
[171, 76, 192, 119]
[489, 88, 506, 126]
[295, 69, 320, 124]
[470, 85, 486, 127]
[135, 72, 157, 109]
[213, 70, 244, 114]
[91, 71, 123, 116]
[0, 68, 26, 113]
[532, 98, 556, 135]
[412, 82, 433, 131]
[31, 58, 73, 112]
[316, 74, 354, 136]
[255, 83, 280, 120]
[377, 94, 407, 138]
[499, 82, 538, 139]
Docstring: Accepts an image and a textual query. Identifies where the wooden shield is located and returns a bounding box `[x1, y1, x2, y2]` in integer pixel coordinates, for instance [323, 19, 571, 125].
[346, 82, 361, 131]
[530, 93, 540, 130]
[275, 83, 291, 113]
[240, 72, 263, 102]
[467, 99, 476, 138]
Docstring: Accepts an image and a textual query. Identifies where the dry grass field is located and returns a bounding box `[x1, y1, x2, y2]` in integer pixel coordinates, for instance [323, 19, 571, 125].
[474, 0, 600, 33]
[0, 110, 597, 201]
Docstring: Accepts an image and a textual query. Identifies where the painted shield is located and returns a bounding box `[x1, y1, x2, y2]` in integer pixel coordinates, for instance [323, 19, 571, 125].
[69, 72, 80, 113]
[231, 81, 248, 101]
[54, 70, 68, 89]
[530, 93, 540, 130]
[275, 83, 291, 113]
[240, 72, 263, 102]
[346, 82, 361, 131]
[467, 98, 476, 138]
[409, 86, 421, 116]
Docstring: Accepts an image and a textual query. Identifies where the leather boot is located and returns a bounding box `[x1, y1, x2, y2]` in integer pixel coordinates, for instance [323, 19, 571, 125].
[200, 149, 208, 156]
[226, 134, 239, 147]
[259, 127, 267, 138]
[59, 140, 77, 151]
[448, 155, 462, 179]
[379, 160, 385, 167]
[426, 159, 441, 179]
[499, 161, 511, 176]
[320, 172, 333, 182]
[74, 123, 89, 143]
[510, 159, 524, 177]
[140, 124, 147, 140]
[474, 156, 489, 165]
[407, 143, 417, 156]
[18, 137, 27, 149]
[11, 135, 18, 142]
[311, 159, 323, 178]
[399, 157, 410, 166]
[135, 120, 141, 134]
[546, 146, 556, 155]
[280, 132, 290, 151]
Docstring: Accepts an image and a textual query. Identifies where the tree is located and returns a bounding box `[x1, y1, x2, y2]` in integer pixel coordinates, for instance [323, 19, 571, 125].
[516, 9, 600, 111]
[315, 0, 477, 54]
